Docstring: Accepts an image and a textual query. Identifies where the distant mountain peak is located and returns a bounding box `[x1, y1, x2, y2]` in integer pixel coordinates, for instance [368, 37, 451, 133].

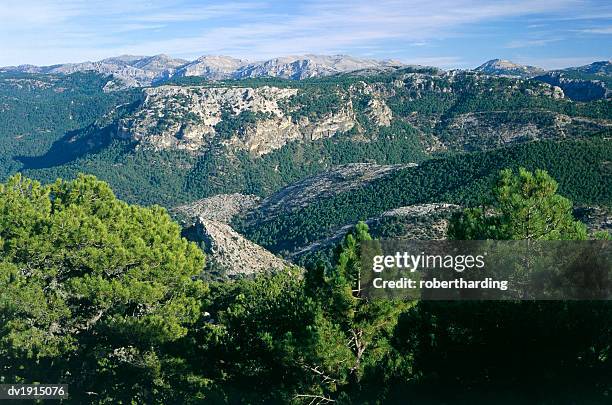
[475, 59, 546, 78]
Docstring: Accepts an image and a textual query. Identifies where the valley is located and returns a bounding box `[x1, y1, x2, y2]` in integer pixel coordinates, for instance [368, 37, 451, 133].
[0, 55, 610, 275]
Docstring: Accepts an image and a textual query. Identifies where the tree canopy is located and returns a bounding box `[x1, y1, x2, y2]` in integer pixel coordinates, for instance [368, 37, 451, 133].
[0, 171, 610, 403]
[449, 167, 589, 240]
[0, 174, 207, 403]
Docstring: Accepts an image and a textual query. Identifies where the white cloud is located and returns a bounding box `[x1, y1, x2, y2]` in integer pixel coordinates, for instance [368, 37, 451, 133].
[0, 0, 607, 67]
[580, 26, 612, 34]
[505, 38, 563, 48]
[109, 0, 582, 60]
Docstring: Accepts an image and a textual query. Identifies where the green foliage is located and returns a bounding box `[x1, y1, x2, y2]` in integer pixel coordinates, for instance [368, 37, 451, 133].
[282, 86, 344, 119]
[0, 174, 208, 403]
[391, 168, 612, 403]
[22, 140, 197, 206]
[184, 121, 428, 199]
[237, 138, 611, 253]
[0, 171, 610, 402]
[2, 69, 610, 212]
[449, 168, 589, 240]
[174, 223, 409, 403]
[0, 72, 139, 180]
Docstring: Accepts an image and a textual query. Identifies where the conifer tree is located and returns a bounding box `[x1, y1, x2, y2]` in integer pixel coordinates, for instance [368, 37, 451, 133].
[0, 174, 207, 403]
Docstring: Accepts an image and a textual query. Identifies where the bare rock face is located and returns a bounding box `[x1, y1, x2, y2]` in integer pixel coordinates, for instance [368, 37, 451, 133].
[118, 85, 298, 151]
[194, 218, 289, 277]
[475, 59, 546, 78]
[251, 163, 417, 221]
[173, 193, 260, 224]
[117, 85, 361, 155]
[226, 102, 357, 155]
[174, 55, 248, 79]
[365, 97, 393, 126]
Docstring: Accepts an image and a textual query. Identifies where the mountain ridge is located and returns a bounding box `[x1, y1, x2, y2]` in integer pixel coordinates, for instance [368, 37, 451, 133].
[0, 54, 408, 87]
[2, 55, 611, 95]
[475, 58, 546, 78]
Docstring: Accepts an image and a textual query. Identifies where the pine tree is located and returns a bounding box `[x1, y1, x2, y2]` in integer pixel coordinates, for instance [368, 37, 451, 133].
[0, 174, 208, 403]
[449, 167, 588, 240]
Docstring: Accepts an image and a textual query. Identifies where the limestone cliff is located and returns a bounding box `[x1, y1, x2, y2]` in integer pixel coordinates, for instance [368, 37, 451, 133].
[116, 84, 384, 155]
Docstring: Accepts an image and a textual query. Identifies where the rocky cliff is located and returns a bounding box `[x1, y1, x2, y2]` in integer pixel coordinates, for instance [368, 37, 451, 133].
[116, 83, 392, 154]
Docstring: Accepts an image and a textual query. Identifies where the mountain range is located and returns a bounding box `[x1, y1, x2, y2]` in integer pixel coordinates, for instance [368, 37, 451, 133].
[3, 54, 610, 103]
[0, 54, 610, 274]
[2, 54, 609, 82]
[0, 54, 405, 87]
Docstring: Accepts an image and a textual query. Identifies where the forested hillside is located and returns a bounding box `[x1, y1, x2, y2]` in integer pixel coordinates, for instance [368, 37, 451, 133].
[0, 72, 139, 179]
[236, 136, 611, 254]
[1, 67, 609, 209]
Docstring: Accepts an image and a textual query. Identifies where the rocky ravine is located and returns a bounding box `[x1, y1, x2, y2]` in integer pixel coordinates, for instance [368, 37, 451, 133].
[248, 163, 416, 221]
[175, 164, 417, 275]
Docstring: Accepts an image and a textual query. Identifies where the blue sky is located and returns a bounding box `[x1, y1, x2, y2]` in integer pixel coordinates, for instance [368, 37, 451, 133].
[1, 0, 610, 69]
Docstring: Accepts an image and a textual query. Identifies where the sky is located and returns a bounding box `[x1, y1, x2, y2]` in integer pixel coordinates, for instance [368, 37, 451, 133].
[0, 0, 610, 69]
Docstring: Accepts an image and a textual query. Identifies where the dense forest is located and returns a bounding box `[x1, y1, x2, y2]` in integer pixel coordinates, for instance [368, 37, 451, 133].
[0, 170, 610, 403]
[0, 72, 139, 179]
[236, 136, 612, 254]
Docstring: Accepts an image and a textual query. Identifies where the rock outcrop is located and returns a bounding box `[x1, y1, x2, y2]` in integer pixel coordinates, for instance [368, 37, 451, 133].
[173, 193, 260, 224]
[194, 218, 289, 277]
[117, 85, 361, 154]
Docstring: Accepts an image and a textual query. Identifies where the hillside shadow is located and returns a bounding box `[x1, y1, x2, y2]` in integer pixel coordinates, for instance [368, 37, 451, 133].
[17, 124, 117, 169]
